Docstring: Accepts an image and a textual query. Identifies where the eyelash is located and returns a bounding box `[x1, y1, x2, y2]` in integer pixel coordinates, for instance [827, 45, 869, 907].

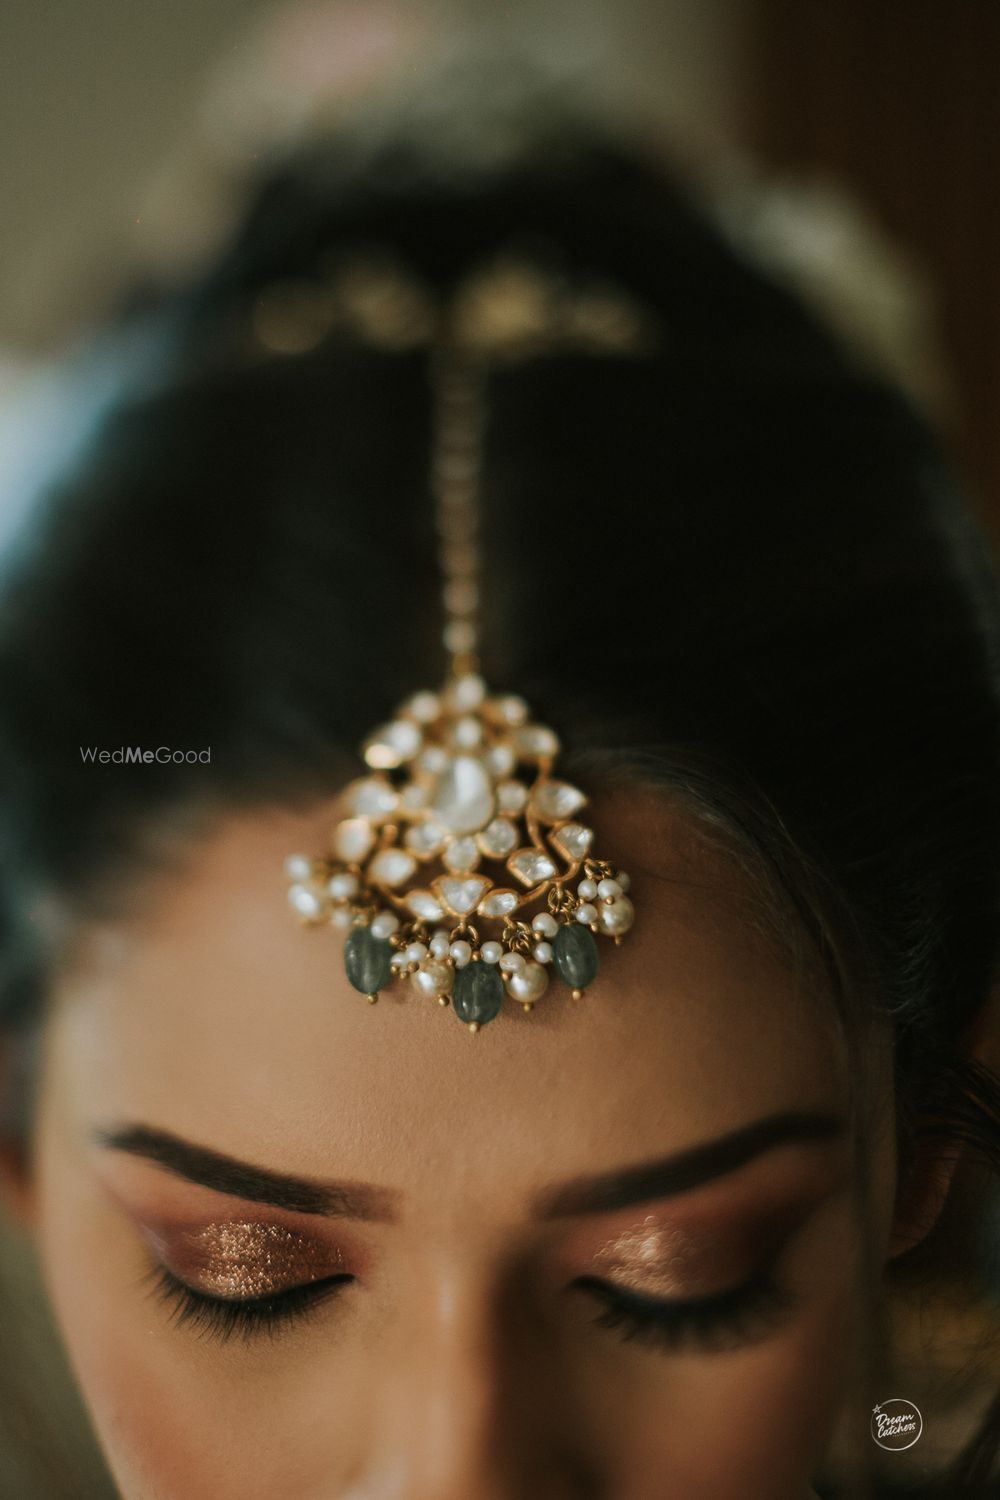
[147, 1262, 792, 1356]
[575, 1266, 793, 1355]
[148, 1265, 354, 1343]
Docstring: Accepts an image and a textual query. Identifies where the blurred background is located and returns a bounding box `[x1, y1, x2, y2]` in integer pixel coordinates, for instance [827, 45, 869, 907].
[1, 0, 998, 523]
[0, 2, 998, 1495]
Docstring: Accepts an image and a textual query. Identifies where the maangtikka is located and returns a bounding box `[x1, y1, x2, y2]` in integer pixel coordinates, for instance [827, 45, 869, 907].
[275, 250, 657, 1030]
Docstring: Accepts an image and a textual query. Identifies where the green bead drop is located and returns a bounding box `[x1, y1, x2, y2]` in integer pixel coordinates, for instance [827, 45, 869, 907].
[452, 961, 504, 1029]
[553, 922, 600, 990]
[344, 924, 395, 997]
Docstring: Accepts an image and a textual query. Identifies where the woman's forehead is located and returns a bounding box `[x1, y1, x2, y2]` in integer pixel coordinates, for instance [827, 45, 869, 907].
[40, 791, 868, 1209]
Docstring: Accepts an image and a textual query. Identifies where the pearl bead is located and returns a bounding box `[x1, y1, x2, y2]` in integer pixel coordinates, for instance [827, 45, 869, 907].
[499, 951, 525, 973]
[329, 872, 360, 901]
[597, 878, 622, 900]
[449, 939, 472, 968]
[371, 911, 400, 940]
[288, 883, 323, 919]
[405, 941, 428, 965]
[532, 912, 558, 938]
[285, 854, 313, 881]
[331, 907, 353, 929]
[577, 879, 597, 901]
[481, 941, 503, 964]
[429, 931, 451, 959]
[533, 941, 553, 964]
[410, 959, 455, 1000]
[576, 903, 598, 925]
[597, 894, 635, 935]
[616, 871, 631, 892]
[504, 960, 549, 1004]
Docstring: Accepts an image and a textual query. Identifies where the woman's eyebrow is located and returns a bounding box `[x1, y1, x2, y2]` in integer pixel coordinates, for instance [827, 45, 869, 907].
[533, 1110, 847, 1218]
[95, 1109, 845, 1223]
[94, 1124, 400, 1220]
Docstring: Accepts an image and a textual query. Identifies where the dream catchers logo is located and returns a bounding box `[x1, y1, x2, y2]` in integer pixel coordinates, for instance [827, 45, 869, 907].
[871, 1398, 923, 1452]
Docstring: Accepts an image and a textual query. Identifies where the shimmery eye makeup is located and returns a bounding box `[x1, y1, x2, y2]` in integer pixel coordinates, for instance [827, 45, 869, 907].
[566, 1216, 800, 1357]
[137, 1220, 355, 1343]
[589, 1220, 718, 1298]
[145, 1220, 341, 1300]
[561, 1188, 826, 1357]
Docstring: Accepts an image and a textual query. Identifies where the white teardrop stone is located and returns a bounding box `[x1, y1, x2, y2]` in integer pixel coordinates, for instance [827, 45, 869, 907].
[435, 875, 491, 916]
[418, 746, 449, 775]
[478, 888, 519, 918]
[531, 779, 588, 822]
[400, 782, 430, 812]
[494, 694, 529, 725]
[551, 823, 594, 861]
[406, 890, 445, 923]
[486, 743, 516, 777]
[369, 848, 417, 887]
[508, 849, 558, 887]
[497, 779, 529, 814]
[431, 755, 495, 835]
[363, 719, 422, 768]
[478, 818, 518, 857]
[514, 724, 560, 760]
[333, 818, 376, 862]
[405, 820, 448, 857]
[347, 776, 399, 821]
[443, 836, 481, 873]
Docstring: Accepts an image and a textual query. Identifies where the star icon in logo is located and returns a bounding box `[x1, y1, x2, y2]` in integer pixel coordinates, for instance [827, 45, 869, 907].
[872, 1404, 882, 1416]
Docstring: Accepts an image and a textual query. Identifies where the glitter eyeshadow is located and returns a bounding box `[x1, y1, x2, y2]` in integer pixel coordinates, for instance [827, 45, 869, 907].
[591, 1217, 727, 1298]
[163, 1222, 341, 1300]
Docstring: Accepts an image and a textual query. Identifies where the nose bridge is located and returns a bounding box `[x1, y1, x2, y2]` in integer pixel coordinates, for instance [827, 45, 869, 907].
[358, 1255, 592, 1500]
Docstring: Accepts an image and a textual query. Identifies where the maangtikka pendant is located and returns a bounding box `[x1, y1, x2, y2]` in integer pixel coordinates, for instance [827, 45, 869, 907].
[285, 669, 634, 1031]
[274, 251, 651, 1031]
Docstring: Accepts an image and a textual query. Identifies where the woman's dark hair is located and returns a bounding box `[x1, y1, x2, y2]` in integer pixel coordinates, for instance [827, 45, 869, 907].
[1, 94, 1000, 1496]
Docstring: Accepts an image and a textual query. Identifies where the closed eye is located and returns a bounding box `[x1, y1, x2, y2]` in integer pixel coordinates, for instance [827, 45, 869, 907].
[573, 1266, 795, 1355]
[147, 1264, 355, 1343]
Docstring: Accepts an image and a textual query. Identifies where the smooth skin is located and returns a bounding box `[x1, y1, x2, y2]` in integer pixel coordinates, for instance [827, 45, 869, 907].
[4, 787, 937, 1498]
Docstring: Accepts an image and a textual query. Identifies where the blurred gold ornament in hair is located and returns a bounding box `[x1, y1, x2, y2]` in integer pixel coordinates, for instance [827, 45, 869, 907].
[280, 252, 654, 1030]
